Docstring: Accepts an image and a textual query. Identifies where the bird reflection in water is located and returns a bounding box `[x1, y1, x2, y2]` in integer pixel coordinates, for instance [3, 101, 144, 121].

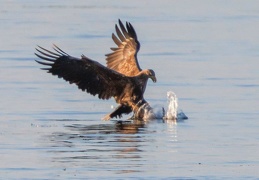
[46, 120, 147, 163]
[115, 120, 146, 134]
[39, 119, 179, 174]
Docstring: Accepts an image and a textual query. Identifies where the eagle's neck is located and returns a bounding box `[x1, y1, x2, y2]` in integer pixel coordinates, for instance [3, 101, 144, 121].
[136, 71, 149, 93]
[137, 70, 149, 80]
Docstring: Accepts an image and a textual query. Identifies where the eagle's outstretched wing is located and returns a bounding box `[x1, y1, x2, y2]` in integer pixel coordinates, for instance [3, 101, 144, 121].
[35, 45, 127, 100]
[105, 19, 141, 76]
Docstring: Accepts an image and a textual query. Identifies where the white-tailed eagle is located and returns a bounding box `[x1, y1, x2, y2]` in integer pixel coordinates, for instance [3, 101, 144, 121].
[35, 20, 156, 120]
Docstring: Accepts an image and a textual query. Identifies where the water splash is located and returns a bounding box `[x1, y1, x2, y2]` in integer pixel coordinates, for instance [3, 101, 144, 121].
[164, 91, 178, 120]
[163, 91, 188, 120]
[141, 91, 188, 120]
[136, 102, 156, 120]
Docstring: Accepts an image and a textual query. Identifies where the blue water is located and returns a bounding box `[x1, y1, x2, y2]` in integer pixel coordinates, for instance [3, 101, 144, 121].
[1, 1, 259, 179]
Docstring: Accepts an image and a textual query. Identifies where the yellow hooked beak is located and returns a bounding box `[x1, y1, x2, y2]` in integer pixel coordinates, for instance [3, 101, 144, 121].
[151, 76, 157, 83]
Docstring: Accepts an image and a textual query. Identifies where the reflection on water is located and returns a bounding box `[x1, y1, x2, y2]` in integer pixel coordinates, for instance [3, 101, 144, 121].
[46, 120, 147, 158]
[42, 119, 178, 175]
[163, 120, 178, 143]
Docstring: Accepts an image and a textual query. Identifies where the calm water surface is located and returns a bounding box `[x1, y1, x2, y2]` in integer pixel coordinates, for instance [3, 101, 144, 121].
[1, 1, 259, 179]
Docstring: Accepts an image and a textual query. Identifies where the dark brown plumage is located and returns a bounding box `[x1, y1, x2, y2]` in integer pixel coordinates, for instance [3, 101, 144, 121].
[35, 20, 156, 120]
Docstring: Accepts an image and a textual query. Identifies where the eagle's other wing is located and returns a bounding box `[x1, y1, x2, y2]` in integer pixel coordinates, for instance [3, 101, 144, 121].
[35, 45, 126, 100]
[105, 19, 141, 76]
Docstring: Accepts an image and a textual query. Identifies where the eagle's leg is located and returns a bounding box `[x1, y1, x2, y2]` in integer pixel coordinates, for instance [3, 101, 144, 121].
[102, 114, 112, 121]
[102, 104, 132, 121]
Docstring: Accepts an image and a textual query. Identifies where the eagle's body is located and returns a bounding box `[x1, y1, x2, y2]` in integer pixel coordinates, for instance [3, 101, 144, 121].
[35, 20, 156, 120]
